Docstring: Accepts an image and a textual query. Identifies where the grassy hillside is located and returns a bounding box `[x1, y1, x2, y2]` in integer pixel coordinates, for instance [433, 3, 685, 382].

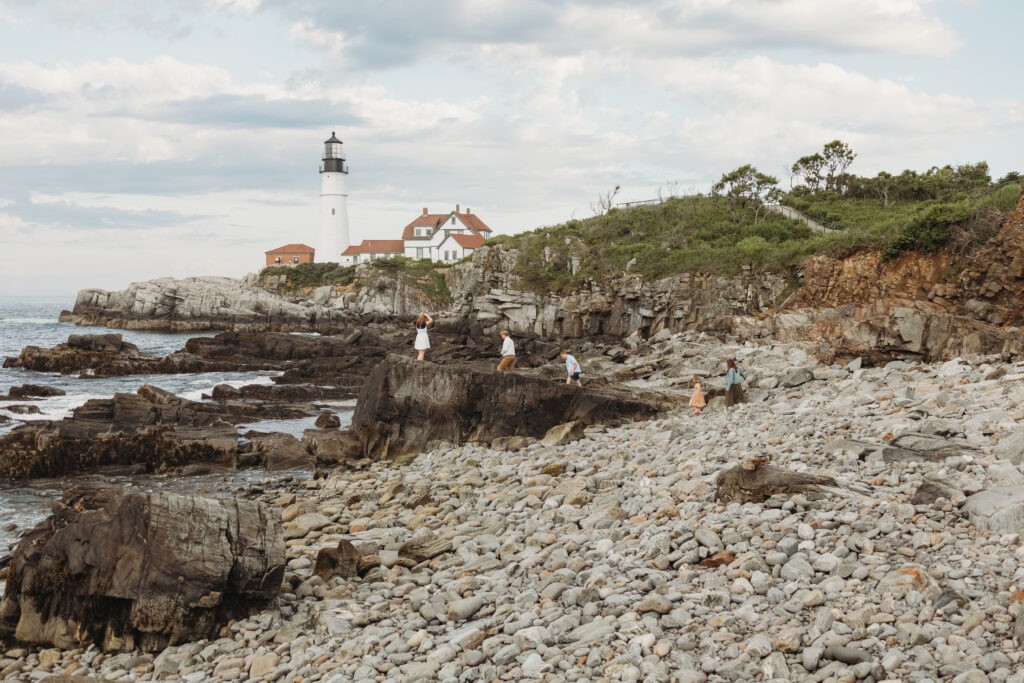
[258, 165, 1021, 299]
[488, 180, 1021, 294]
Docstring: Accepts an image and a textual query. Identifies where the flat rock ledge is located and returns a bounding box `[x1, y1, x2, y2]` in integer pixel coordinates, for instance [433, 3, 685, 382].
[347, 354, 666, 459]
[0, 488, 285, 652]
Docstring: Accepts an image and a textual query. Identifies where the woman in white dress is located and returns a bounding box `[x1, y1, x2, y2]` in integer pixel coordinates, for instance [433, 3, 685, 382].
[414, 312, 433, 360]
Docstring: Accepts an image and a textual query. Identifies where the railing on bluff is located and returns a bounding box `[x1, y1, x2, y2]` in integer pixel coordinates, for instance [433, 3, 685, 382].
[615, 198, 664, 210]
[765, 204, 843, 233]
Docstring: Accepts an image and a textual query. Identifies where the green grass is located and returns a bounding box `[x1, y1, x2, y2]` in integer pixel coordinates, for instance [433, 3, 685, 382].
[489, 181, 1021, 294]
[491, 195, 825, 292]
[259, 257, 452, 304]
[260, 262, 356, 289]
[260, 179, 1021, 299]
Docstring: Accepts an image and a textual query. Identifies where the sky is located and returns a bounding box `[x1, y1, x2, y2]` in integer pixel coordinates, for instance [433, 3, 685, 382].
[0, 0, 1021, 297]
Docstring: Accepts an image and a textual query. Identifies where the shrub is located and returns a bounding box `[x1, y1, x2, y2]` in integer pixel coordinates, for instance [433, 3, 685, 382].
[737, 236, 770, 260]
[259, 262, 356, 289]
[883, 202, 971, 259]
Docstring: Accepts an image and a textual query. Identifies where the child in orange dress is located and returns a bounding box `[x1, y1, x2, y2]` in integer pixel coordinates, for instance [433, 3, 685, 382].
[689, 376, 706, 415]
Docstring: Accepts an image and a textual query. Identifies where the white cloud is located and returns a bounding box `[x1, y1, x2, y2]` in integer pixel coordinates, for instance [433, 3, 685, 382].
[290, 20, 348, 60]
[0, 0, 1019, 297]
[209, 0, 261, 11]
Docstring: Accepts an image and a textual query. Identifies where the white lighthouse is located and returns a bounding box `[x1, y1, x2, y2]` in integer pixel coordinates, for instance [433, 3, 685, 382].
[316, 131, 350, 262]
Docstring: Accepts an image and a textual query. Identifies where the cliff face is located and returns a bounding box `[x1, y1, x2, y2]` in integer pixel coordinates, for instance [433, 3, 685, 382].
[956, 193, 1024, 326]
[446, 246, 791, 338]
[725, 188, 1024, 361]
[62, 276, 354, 333]
[789, 250, 954, 310]
[63, 190, 1024, 361]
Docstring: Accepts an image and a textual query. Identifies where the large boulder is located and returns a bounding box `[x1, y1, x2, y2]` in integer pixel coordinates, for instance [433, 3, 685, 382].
[3, 333, 143, 374]
[347, 354, 665, 459]
[963, 488, 1024, 534]
[0, 488, 285, 651]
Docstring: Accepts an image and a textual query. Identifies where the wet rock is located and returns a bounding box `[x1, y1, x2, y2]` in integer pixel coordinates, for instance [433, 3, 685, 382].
[314, 412, 341, 429]
[248, 433, 313, 471]
[1, 385, 66, 400]
[0, 488, 284, 651]
[0, 381, 326, 479]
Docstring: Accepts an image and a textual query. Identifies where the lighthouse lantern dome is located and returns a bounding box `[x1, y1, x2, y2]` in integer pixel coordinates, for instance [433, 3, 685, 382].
[324, 132, 343, 159]
[320, 131, 348, 174]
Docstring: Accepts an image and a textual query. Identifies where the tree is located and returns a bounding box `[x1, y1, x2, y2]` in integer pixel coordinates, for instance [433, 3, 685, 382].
[821, 140, 856, 191]
[712, 164, 782, 222]
[791, 153, 825, 191]
[591, 185, 621, 215]
[868, 171, 896, 208]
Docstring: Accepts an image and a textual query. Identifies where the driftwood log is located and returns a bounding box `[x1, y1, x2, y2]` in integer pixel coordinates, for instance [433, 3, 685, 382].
[716, 460, 866, 503]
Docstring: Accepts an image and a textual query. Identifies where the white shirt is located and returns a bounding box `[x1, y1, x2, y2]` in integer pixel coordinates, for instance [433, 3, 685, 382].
[501, 336, 515, 357]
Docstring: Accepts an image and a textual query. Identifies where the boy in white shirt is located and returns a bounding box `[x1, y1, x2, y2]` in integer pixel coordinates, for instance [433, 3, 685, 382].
[560, 350, 582, 387]
[497, 330, 516, 373]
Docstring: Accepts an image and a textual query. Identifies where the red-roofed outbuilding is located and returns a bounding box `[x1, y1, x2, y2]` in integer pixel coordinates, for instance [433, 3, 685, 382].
[265, 244, 315, 266]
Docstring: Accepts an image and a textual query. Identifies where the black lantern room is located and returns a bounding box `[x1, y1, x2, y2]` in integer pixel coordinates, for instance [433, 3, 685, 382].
[320, 132, 348, 174]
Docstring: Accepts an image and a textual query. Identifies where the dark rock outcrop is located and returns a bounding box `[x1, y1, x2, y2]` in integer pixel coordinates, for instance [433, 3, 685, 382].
[0, 487, 284, 651]
[0, 385, 312, 479]
[1, 385, 66, 400]
[2, 333, 249, 377]
[4, 333, 144, 375]
[346, 354, 665, 460]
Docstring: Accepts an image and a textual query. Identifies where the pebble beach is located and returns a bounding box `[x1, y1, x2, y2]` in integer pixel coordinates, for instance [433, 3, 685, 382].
[3, 333, 1024, 683]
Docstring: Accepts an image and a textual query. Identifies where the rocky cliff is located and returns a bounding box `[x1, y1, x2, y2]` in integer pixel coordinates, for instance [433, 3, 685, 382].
[446, 245, 790, 338]
[62, 190, 1024, 361]
[62, 275, 356, 333]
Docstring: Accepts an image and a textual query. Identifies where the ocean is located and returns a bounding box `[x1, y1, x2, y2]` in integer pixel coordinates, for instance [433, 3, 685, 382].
[0, 296, 353, 561]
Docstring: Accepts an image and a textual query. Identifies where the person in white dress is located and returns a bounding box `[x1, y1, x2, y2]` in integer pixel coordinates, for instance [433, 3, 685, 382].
[414, 312, 433, 360]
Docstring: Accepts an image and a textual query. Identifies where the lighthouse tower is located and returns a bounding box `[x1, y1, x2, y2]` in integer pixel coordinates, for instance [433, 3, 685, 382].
[316, 131, 350, 262]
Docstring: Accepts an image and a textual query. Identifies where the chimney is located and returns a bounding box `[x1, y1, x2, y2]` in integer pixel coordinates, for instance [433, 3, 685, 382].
[456, 203, 460, 214]
[422, 207, 428, 215]
[466, 208, 471, 215]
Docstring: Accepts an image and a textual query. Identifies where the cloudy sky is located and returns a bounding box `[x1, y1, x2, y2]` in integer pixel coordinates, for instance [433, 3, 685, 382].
[1, 0, 1021, 297]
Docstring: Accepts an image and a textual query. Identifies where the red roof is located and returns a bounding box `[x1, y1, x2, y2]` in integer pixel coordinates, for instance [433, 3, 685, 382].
[461, 213, 492, 234]
[402, 213, 449, 240]
[266, 243, 315, 255]
[401, 208, 492, 239]
[452, 233, 486, 249]
[342, 239, 405, 255]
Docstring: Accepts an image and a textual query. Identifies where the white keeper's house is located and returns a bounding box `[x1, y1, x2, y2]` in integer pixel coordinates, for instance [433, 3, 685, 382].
[340, 204, 492, 266]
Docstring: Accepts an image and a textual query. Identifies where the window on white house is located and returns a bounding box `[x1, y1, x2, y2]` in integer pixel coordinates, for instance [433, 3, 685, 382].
[416, 247, 425, 259]
[451, 216, 455, 225]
